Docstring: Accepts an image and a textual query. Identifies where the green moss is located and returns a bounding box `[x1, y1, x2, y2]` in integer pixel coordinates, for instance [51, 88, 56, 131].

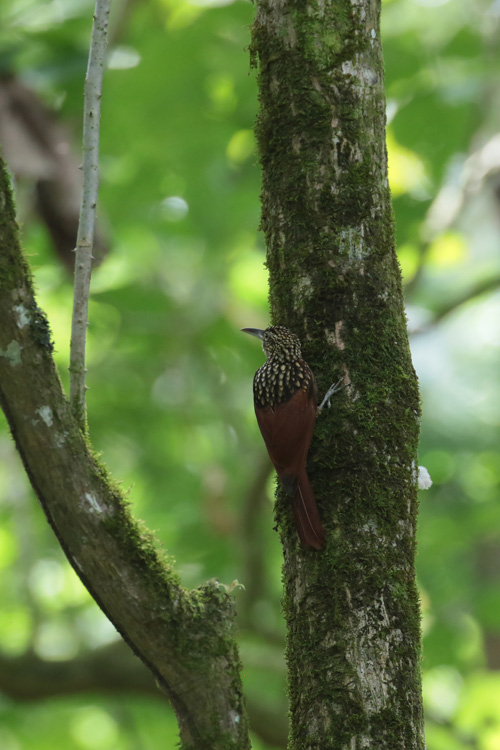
[30, 305, 54, 353]
[252, 0, 423, 744]
[0, 158, 34, 291]
[102, 497, 181, 590]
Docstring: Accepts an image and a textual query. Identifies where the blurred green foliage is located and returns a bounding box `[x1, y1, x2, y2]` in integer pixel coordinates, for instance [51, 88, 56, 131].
[1, 0, 500, 747]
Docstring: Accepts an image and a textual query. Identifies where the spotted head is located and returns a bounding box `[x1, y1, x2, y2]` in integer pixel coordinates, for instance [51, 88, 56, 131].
[241, 325, 302, 362]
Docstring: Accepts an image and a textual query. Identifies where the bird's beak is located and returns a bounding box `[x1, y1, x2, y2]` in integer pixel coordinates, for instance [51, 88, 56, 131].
[241, 327, 265, 340]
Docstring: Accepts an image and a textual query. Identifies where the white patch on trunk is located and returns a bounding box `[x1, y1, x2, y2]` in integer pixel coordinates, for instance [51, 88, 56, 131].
[84, 492, 103, 514]
[54, 432, 67, 448]
[36, 406, 53, 427]
[297, 275, 313, 297]
[345, 592, 395, 714]
[341, 60, 356, 76]
[0, 341, 22, 366]
[341, 58, 378, 86]
[13, 304, 30, 328]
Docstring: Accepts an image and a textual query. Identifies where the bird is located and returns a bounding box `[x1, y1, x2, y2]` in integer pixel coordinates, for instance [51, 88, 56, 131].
[241, 325, 325, 549]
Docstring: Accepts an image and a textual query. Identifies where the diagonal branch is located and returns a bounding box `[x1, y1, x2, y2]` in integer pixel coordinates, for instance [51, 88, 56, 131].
[0, 159, 250, 750]
[69, 0, 111, 429]
[410, 274, 500, 336]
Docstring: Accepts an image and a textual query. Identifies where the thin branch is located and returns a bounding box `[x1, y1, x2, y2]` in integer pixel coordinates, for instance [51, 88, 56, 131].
[405, 136, 500, 302]
[69, 0, 111, 429]
[410, 274, 500, 336]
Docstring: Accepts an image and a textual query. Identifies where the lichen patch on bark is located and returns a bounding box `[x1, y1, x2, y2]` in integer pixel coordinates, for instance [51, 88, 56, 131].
[0, 340, 22, 366]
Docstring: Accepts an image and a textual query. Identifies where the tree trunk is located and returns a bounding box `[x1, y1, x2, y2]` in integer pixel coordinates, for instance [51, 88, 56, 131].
[251, 0, 425, 748]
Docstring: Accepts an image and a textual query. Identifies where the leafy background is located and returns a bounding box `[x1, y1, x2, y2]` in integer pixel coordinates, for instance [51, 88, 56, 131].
[1, 0, 500, 747]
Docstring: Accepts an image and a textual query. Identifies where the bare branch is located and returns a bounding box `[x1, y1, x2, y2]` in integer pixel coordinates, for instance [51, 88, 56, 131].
[69, 0, 111, 429]
[410, 274, 500, 336]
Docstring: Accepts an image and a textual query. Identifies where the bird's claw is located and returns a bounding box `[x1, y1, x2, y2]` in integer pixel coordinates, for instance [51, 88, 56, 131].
[318, 378, 350, 411]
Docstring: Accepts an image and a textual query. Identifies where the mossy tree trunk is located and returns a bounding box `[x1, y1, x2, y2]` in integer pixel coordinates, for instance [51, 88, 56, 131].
[0, 160, 250, 750]
[252, 0, 425, 748]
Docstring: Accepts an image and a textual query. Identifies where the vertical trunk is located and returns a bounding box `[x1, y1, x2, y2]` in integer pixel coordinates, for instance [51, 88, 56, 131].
[252, 0, 424, 748]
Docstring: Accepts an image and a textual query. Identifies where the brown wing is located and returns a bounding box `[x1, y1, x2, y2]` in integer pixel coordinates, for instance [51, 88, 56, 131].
[255, 386, 317, 482]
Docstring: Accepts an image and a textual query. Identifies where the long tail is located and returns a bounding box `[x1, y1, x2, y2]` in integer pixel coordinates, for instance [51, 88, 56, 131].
[292, 471, 326, 550]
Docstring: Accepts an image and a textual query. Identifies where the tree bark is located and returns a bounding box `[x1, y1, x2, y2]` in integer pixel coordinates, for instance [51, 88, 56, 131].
[0, 159, 250, 750]
[69, 0, 111, 428]
[251, 0, 424, 748]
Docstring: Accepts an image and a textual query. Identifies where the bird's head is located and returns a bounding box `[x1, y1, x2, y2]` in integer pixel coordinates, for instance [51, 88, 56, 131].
[241, 325, 302, 362]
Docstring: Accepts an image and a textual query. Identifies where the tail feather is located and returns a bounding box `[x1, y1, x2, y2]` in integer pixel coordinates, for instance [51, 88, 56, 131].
[292, 471, 325, 550]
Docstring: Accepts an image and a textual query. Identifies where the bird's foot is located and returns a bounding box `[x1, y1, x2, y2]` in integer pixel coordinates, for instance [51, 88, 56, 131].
[318, 378, 350, 411]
